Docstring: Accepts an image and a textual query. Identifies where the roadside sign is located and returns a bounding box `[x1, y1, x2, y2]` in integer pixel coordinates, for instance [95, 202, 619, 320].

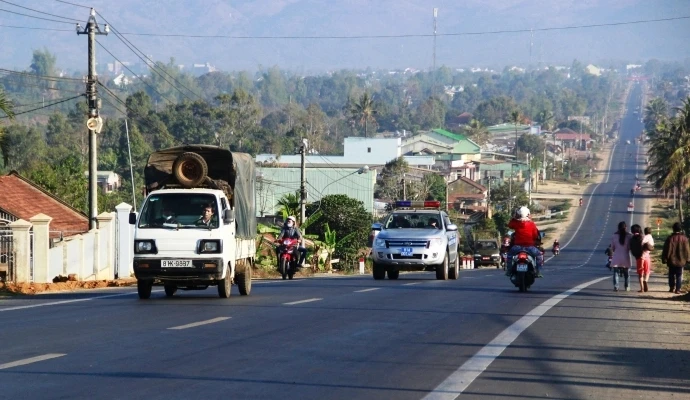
[656, 218, 662, 226]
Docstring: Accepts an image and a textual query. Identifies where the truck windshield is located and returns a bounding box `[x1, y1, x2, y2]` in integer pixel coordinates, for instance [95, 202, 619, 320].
[138, 193, 219, 229]
[384, 213, 440, 229]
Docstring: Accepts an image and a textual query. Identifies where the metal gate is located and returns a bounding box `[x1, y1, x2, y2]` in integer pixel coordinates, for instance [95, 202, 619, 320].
[0, 222, 13, 282]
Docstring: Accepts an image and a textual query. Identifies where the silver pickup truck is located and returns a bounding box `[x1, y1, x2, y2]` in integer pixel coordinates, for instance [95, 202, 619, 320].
[369, 201, 460, 280]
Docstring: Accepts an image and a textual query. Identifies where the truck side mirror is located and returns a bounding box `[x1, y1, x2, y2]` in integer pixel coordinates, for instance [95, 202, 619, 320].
[447, 224, 458, 232]
[223, 209, 235, 224]
[129, 212, 137, 225]
[371, 222, 383, 231]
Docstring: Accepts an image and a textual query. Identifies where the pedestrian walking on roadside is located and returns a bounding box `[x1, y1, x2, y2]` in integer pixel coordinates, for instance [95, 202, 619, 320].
[661, 222, 690, 294]
[640, 227, 655, 292]
[610, 221, 632, 292]
[629, 224, 654, 293]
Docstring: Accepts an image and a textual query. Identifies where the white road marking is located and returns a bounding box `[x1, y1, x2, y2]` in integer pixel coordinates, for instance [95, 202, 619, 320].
[0, 353, 66, 370]
[168, 317, 230, 330]
[403, 282, 421, 286]
[284, 298, 322, 305]
[354, 288, 380, 293]
[0, 291, 151, 312]
[423, 276, 608, 399]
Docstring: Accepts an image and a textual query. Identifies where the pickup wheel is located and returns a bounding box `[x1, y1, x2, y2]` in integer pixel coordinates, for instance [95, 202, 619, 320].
[435, 252, 449, 280]
[373, 263, 386, 280]
[164, 284, 177, 297]
[236, 259, 252, 296]
[387, 269, 399, 280]
[448, 254, 460, 280]
[218, 271, 232, 298]
[137, 279, 153, 299]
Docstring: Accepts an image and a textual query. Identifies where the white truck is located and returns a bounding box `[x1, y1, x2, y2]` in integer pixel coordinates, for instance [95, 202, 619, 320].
[129, 145, 256, 299]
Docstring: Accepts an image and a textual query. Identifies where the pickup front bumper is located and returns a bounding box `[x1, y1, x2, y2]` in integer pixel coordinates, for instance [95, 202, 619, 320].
[371, 246, 445, 268]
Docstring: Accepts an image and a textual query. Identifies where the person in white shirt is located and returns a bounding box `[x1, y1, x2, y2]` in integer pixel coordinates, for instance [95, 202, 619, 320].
[638, 227, 655, 292]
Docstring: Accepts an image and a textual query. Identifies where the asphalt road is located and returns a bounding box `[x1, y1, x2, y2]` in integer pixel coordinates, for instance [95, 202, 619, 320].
[1, 83, 688, 400]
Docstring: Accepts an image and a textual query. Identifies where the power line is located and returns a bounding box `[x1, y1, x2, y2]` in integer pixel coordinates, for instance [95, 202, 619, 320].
[0, 7, 77, 24]
[0, 94, 84, 118]
[95, 10, 203, 102]
[0, 67, 82, 81]
[0, 77, 85, 93]
[10, 96, 81, 107]
[0, 0, 79, 22]
[96, 40, 176, 106]
[2, 15, 689, 39]
[54, 0, 90, 9]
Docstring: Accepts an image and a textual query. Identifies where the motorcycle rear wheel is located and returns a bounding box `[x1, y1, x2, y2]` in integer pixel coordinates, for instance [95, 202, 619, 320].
[280, 258, 288, 280]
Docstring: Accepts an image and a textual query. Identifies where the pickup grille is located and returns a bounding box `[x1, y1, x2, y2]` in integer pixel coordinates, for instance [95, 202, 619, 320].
[386, 240, 428, 249]
[392, 254, 424, 260]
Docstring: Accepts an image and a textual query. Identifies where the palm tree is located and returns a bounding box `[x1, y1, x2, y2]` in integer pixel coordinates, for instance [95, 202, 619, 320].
[0, 89, 15, 168]
[276, 191, 300, 220]
[510, 110, 522, 159]
[538, 110, 555, 132]
[350, 92, 377, 138]
[463, 119, 490, 145]
[644, 97, 668, 132]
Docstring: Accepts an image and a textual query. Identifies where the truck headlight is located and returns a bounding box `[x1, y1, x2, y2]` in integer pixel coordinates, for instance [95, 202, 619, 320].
[374, 238, 386, 248]
[134, 240, 157, 254]
[492, 253, 500, 258]
[474, 254, 481, 257]
[428, 238, 443, 248]
[199, 239, 222, 254]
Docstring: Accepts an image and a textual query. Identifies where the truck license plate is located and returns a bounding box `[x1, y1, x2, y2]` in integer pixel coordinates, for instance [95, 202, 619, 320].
[400, 247, 413, 256]
[162, 260, 192, 268]
[516, 264, 528, 272]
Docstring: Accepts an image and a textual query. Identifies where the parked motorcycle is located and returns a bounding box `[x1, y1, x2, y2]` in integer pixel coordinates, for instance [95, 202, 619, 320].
[508, 251, 537, 292]
[276, 238, 300, 280]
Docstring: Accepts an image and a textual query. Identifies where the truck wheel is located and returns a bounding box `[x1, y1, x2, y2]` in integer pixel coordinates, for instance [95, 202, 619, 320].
[172, 152, 208, 188]
[387, 269, 399, 280]
[373, 263, 385, 280]
[449, 254, 460, 280]
[137, 279, 153, 299]
[435, 252, 449, 280]
[236, 260, 252, 296]
[218, 273, 232, 298]
[164, 284, 177, 297]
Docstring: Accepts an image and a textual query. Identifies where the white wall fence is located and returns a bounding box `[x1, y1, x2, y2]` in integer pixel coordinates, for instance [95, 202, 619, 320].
[8, 202, 134, 284]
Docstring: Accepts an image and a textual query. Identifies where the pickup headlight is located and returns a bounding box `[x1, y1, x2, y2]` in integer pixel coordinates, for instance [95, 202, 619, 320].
[134, 240, 157, 254]
[374, 238, 386, 248]
[474, 254, 481, 257]
[199, 239, 222, 254]
[491, 253, 500, 258]
[428, 238, 443, 248]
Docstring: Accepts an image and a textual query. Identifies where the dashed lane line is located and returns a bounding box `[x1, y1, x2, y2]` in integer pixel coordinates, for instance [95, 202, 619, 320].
[0, 291, 157, 312]
[354, 288, 380, 293]
[0, 353, 66, 370]
[168, 317, 231, 330]
[283, 298, 322, 305]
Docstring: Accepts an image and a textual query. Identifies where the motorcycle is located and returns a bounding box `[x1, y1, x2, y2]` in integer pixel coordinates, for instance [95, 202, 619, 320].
[508, 251, 537, 292]
[276, 238, 300, 280]
[500, 251, 508, 270]
[552, 244, 560, 256]
[606, 255, 612, 270]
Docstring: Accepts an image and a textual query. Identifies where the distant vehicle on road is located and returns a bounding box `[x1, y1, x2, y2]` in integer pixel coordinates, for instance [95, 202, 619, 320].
[472, 239, 501, 268]
[625, 140, 631, 145]
[370, 201, 460, 280]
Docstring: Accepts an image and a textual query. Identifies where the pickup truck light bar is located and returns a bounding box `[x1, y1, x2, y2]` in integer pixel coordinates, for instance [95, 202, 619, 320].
[394, 200, 441, 209]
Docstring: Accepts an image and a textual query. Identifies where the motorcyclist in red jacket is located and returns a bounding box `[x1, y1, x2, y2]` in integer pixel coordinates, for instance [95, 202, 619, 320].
[505, 206, 543, 277]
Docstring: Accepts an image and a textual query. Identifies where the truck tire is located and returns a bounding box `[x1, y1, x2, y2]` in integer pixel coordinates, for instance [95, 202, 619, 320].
[236, 260, 252, 296]
[218, 273, 232, 298]
[435, 252, 449, 280]
[387, 269, 399, 280]
[172, 152, 208, 188]
[164, 284, 177, 297]
[449, 254, 460, 280]
[137, 279, 153, 299]
[373, 263, 385, 280]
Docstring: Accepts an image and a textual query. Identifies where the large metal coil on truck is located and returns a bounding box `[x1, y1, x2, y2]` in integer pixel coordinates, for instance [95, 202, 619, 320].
[172, 152, 209, 188]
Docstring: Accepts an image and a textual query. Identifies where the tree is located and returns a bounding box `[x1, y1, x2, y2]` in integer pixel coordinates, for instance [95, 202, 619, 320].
[29, 49, 57, 77]
[517, 134, 545, 158]
[27, 154, 89, 213]
[0, 89, 15, 168]
[510, 109, 522, 158]
[375, 157, 408, 200]
[350, 92, 377, 137]
[461, 119, 490, 146]
[644, 97, 668, 132]
[276, 191, 300, 220]
[473, 96, 518, 126]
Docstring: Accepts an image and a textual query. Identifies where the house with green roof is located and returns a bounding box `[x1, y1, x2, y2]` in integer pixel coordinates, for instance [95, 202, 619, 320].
[402, 129, 481, 162]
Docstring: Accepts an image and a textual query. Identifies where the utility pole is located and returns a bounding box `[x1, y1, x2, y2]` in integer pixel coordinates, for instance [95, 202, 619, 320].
[527, 154, 532, 205]
[431, 8, 438, 126]
[77, 8, 108, 230]
[529, 27, 533, 67]
[403, 173, 407, 200]
[299, 139, 306, 224]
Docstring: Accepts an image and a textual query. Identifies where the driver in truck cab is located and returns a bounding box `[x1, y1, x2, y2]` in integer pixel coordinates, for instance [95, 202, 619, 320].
[195, 204, 217, 227]
[276, 216, 307, 267]
[505, 206, 544, 277]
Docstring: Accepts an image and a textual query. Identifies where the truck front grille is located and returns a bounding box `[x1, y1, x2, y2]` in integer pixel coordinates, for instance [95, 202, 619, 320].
[386, 240, 428, 248]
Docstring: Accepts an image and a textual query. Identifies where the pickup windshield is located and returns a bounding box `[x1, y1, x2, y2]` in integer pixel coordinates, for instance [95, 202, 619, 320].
[384, 213, 441, 229]
[138, 193, 219, 229]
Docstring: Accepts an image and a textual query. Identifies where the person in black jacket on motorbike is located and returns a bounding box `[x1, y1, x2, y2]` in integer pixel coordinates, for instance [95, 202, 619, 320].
[276, 216, 307, 266]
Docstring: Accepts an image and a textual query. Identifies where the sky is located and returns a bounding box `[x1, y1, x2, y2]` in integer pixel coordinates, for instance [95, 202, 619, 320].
[0, 0, 689, 73]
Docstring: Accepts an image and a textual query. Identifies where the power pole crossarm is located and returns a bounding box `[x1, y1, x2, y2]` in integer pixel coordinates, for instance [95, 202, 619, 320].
[77, 8, 108, 230]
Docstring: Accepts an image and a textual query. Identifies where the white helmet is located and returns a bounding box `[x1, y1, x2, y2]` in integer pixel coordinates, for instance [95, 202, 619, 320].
[287, 215, 296, 223]
[518, 206, 530, 219]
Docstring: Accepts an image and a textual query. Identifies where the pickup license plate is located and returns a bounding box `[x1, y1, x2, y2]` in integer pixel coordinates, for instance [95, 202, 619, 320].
[400, 247, 413, 256]
[482, 257, 490, 260]
[162, 260, 192, 268]
[516, 264, 528, 272]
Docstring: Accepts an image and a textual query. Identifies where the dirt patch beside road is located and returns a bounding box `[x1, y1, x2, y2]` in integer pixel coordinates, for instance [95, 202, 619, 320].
[0, 279, 137, 295]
